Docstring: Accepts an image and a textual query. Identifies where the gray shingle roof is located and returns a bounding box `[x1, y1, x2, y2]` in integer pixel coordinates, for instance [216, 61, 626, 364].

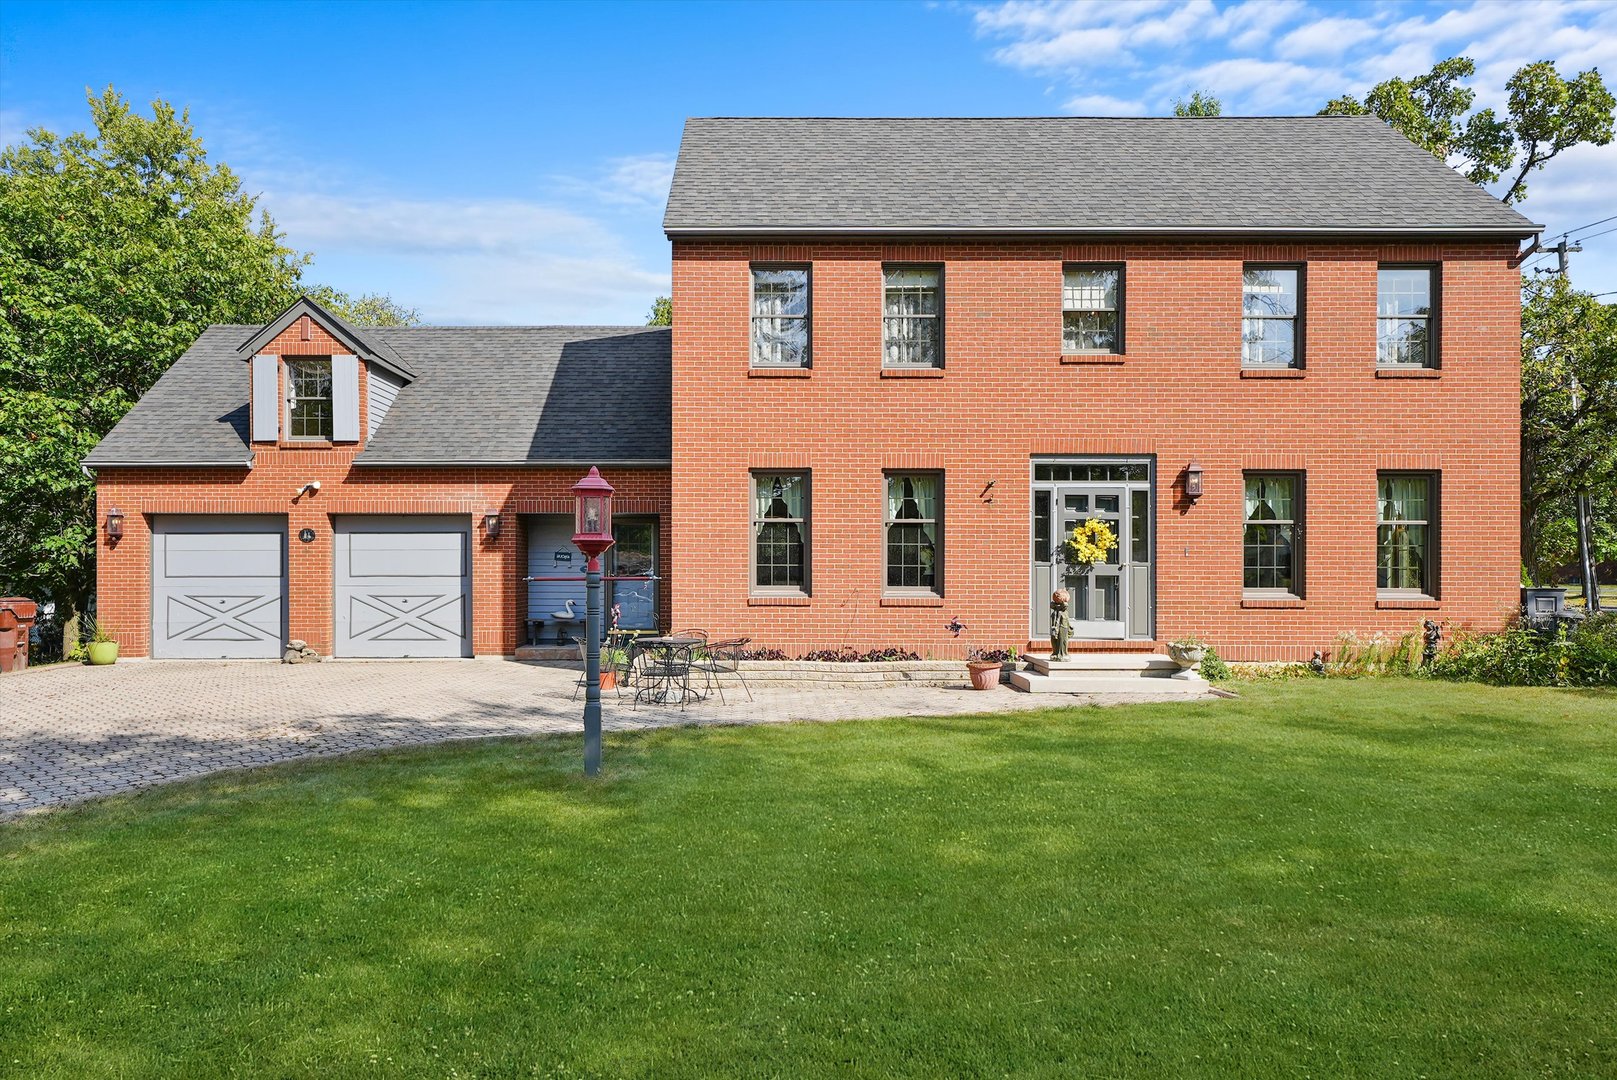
[664, 116, 1541, 236]
[85, 325, 672, 468]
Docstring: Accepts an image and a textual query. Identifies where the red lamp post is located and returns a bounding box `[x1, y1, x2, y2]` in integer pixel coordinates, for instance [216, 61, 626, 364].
[571, 467, 615, 776]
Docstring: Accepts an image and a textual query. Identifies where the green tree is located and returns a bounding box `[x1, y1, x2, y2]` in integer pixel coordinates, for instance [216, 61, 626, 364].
[646, 295, 672, 326]
[305, 285, 422, 327]
[1320, 57, 1614, 203]
[0, 88, 305, 620]
[1172, 91, 1222, 117]
[1520, 276, 1617, 582]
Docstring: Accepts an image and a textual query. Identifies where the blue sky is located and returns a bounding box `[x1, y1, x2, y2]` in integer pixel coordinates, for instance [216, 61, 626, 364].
[3, 0, 1614, 323]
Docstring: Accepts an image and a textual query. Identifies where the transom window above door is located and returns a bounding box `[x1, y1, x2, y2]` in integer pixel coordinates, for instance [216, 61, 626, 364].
[286, 358, 333, 440]
[1062, 265, 1123, 353]
[751, 266, 810, 367]
[1242, 265, 1303, 368]
[882, 265, 943, 368]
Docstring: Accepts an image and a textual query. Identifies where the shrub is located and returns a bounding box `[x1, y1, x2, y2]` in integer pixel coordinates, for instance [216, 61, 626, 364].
[1198, 645, 1231, 681]
[1430, 615, 1617, 688]
[798, 647, 923, 663]
[737, 647, 788, 661]
[1328, 630, 1422, 677]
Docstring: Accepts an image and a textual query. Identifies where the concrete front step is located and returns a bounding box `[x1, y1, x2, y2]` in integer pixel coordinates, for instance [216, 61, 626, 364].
[1010, 671, 1207, 694]
[1025, 653, 1182, 676]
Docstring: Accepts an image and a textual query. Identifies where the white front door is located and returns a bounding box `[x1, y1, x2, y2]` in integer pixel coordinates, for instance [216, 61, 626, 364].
[334, 516, 472, 658]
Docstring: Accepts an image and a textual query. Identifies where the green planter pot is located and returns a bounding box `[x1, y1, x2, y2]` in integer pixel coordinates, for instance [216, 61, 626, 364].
[86, 641, 119, 666]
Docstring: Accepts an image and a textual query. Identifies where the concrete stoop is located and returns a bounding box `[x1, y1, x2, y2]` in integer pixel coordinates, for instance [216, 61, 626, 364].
[1010, 652, 1208, 695]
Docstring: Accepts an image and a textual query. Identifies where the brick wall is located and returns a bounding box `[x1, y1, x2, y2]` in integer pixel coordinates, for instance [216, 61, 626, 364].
[96, 321, 671, 657]
[669, 238, 1523, 661]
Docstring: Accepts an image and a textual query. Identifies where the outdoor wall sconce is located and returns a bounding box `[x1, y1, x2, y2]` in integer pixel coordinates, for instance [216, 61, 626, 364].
[482, 509, 501, 540]
[105, 507, 124, 541]
[1184, 461, 1204, 502]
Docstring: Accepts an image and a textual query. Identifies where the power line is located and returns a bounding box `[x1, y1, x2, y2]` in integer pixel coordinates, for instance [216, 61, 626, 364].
[1552, 213, 1617, 241]
[1570, 224, 1617, 244]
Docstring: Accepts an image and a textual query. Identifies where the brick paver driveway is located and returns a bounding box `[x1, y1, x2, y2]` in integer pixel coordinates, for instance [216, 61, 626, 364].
[2, 660, 1200, 817]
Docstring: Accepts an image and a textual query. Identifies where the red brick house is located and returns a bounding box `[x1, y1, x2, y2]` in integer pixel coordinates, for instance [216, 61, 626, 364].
[89, 116, 1538, 662]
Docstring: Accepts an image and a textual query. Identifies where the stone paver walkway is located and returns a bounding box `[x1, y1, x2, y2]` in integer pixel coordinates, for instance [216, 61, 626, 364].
[2, 660, 1211, 817]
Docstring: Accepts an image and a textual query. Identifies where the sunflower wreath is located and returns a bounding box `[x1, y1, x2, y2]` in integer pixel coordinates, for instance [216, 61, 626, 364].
[1061, 518, 1118, 567]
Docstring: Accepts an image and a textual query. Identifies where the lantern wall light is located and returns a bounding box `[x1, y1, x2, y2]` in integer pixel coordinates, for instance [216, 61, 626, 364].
[482, 509, 501, 539]
[105, 507, 125, 540]
[1185, 461, 1204, 503]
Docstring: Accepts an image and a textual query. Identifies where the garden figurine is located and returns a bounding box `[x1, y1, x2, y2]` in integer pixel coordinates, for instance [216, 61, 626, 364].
[1050, 588, 1073, 661]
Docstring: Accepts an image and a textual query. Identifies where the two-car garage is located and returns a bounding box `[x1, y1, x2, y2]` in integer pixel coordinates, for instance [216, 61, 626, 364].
[150, 515, 471, 659]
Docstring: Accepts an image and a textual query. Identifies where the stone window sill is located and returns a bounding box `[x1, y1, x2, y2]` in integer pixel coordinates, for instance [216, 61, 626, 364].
[748, 594, 811, 606]
[1241, 596, 1305, 609]
[1375, 368, 1442, 379]
[748, 367, 813, 378]
[1240, 368, 1305, 379]
[1376, 595, 1440, 609]
[880, 595, 945, 607]
[1060, 353, 1126, 365]
[880, 368, 945, 378]
[277, 440, 347, 450]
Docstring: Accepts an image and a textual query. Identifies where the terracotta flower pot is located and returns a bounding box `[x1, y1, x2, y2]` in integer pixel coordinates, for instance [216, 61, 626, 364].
[967, 660, 1001, 690]
[599, 670, 619, 690]
[87, 641, 119, 666]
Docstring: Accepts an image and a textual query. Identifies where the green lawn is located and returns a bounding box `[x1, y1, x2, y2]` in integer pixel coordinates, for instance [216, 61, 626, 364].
[3, 681, 1615, 1078]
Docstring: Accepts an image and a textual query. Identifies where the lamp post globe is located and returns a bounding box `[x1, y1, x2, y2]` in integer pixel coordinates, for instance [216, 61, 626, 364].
[570, 467, 615, 776]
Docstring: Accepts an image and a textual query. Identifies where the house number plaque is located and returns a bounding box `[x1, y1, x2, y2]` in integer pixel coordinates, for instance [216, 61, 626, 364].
[298, 528, 316, 543]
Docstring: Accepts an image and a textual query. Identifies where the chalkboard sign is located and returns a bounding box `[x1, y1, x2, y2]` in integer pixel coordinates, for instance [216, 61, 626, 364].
[552, 549, 574, 564]
[299, 528, 316, 543]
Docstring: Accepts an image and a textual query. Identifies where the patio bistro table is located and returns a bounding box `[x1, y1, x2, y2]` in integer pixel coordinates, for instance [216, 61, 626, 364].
[631, 635, 707, 707]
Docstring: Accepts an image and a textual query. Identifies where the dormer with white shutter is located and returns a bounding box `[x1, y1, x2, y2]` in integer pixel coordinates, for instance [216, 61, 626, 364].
[238, 295, 417, 449]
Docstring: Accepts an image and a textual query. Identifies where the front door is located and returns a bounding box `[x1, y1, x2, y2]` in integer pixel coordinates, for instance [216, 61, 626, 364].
[1057, 487, 1127, 638]
[1032, 461, 1153, 641]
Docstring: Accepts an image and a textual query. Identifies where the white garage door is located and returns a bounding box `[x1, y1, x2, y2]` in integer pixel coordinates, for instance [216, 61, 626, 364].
[152, 516, 286, 659]
[334, 516, 472, 658]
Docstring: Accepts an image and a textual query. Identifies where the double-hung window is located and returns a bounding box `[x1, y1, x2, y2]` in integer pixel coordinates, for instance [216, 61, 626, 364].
[1063, 265, 1124, 353]
[1377, 473, 1436, 595]
[1243, 474, 1301, 596]
[883, 266, 943, 368]
[1242, 265, 1303, 368]
[286, 358, 333, 440]
[885, 473, 941, 595]
[1377, 266, 1438, 368]
[751, 266, 810, 367]
[752, 472, 809, 593]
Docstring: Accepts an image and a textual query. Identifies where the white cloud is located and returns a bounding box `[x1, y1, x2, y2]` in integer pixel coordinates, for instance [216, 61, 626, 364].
[596, 154, 678, 207]
[1276, 16, 1383, 59]
[1063, 93, 1151, 115]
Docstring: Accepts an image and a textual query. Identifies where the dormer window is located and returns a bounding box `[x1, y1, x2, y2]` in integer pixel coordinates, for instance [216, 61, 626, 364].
[287, 358, 333, 440]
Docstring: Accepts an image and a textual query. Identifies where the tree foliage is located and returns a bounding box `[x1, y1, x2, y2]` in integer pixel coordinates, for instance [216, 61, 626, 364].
[1320, 57, 1614, 203]
[0, 88, 417, 613]
[1520, 276, 1617, 581]
[1172, 91, 1223, 117]
[304, 285, 422, 327]
[646, 296, 672, 326]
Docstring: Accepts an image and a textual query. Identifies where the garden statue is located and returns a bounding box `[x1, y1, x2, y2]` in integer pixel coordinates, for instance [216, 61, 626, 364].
[1309, 649, 1326, 675]
[1050, 588, 1073, 661]
[1422, 619, 1442, 667]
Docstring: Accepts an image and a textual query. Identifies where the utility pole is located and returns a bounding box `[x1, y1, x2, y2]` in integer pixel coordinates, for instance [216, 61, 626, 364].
[1534, 235, 1599, 613]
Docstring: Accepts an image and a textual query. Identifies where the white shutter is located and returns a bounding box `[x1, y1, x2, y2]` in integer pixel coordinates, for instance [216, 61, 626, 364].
[332, 354, 360, 442]
[251, 354, 279, 442]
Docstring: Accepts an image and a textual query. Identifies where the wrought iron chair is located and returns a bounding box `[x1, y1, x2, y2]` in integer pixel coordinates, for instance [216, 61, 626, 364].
[692, 636, 753, 703]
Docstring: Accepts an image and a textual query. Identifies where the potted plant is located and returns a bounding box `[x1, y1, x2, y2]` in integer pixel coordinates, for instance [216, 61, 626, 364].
[85, 619, 119, 666]
[599, 645, 632, 690]
[1167, 635, 1208, 669]
[966, 648, 1002, 690]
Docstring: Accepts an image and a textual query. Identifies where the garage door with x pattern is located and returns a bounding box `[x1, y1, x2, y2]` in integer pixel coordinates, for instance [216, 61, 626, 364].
[152, 516, 287, 659]
[334, 516, 472, 658]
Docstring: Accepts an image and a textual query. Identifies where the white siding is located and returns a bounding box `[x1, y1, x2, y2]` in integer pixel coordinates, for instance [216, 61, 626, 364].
[367, 366, 405, 438]
[527, 515, 587, 638]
